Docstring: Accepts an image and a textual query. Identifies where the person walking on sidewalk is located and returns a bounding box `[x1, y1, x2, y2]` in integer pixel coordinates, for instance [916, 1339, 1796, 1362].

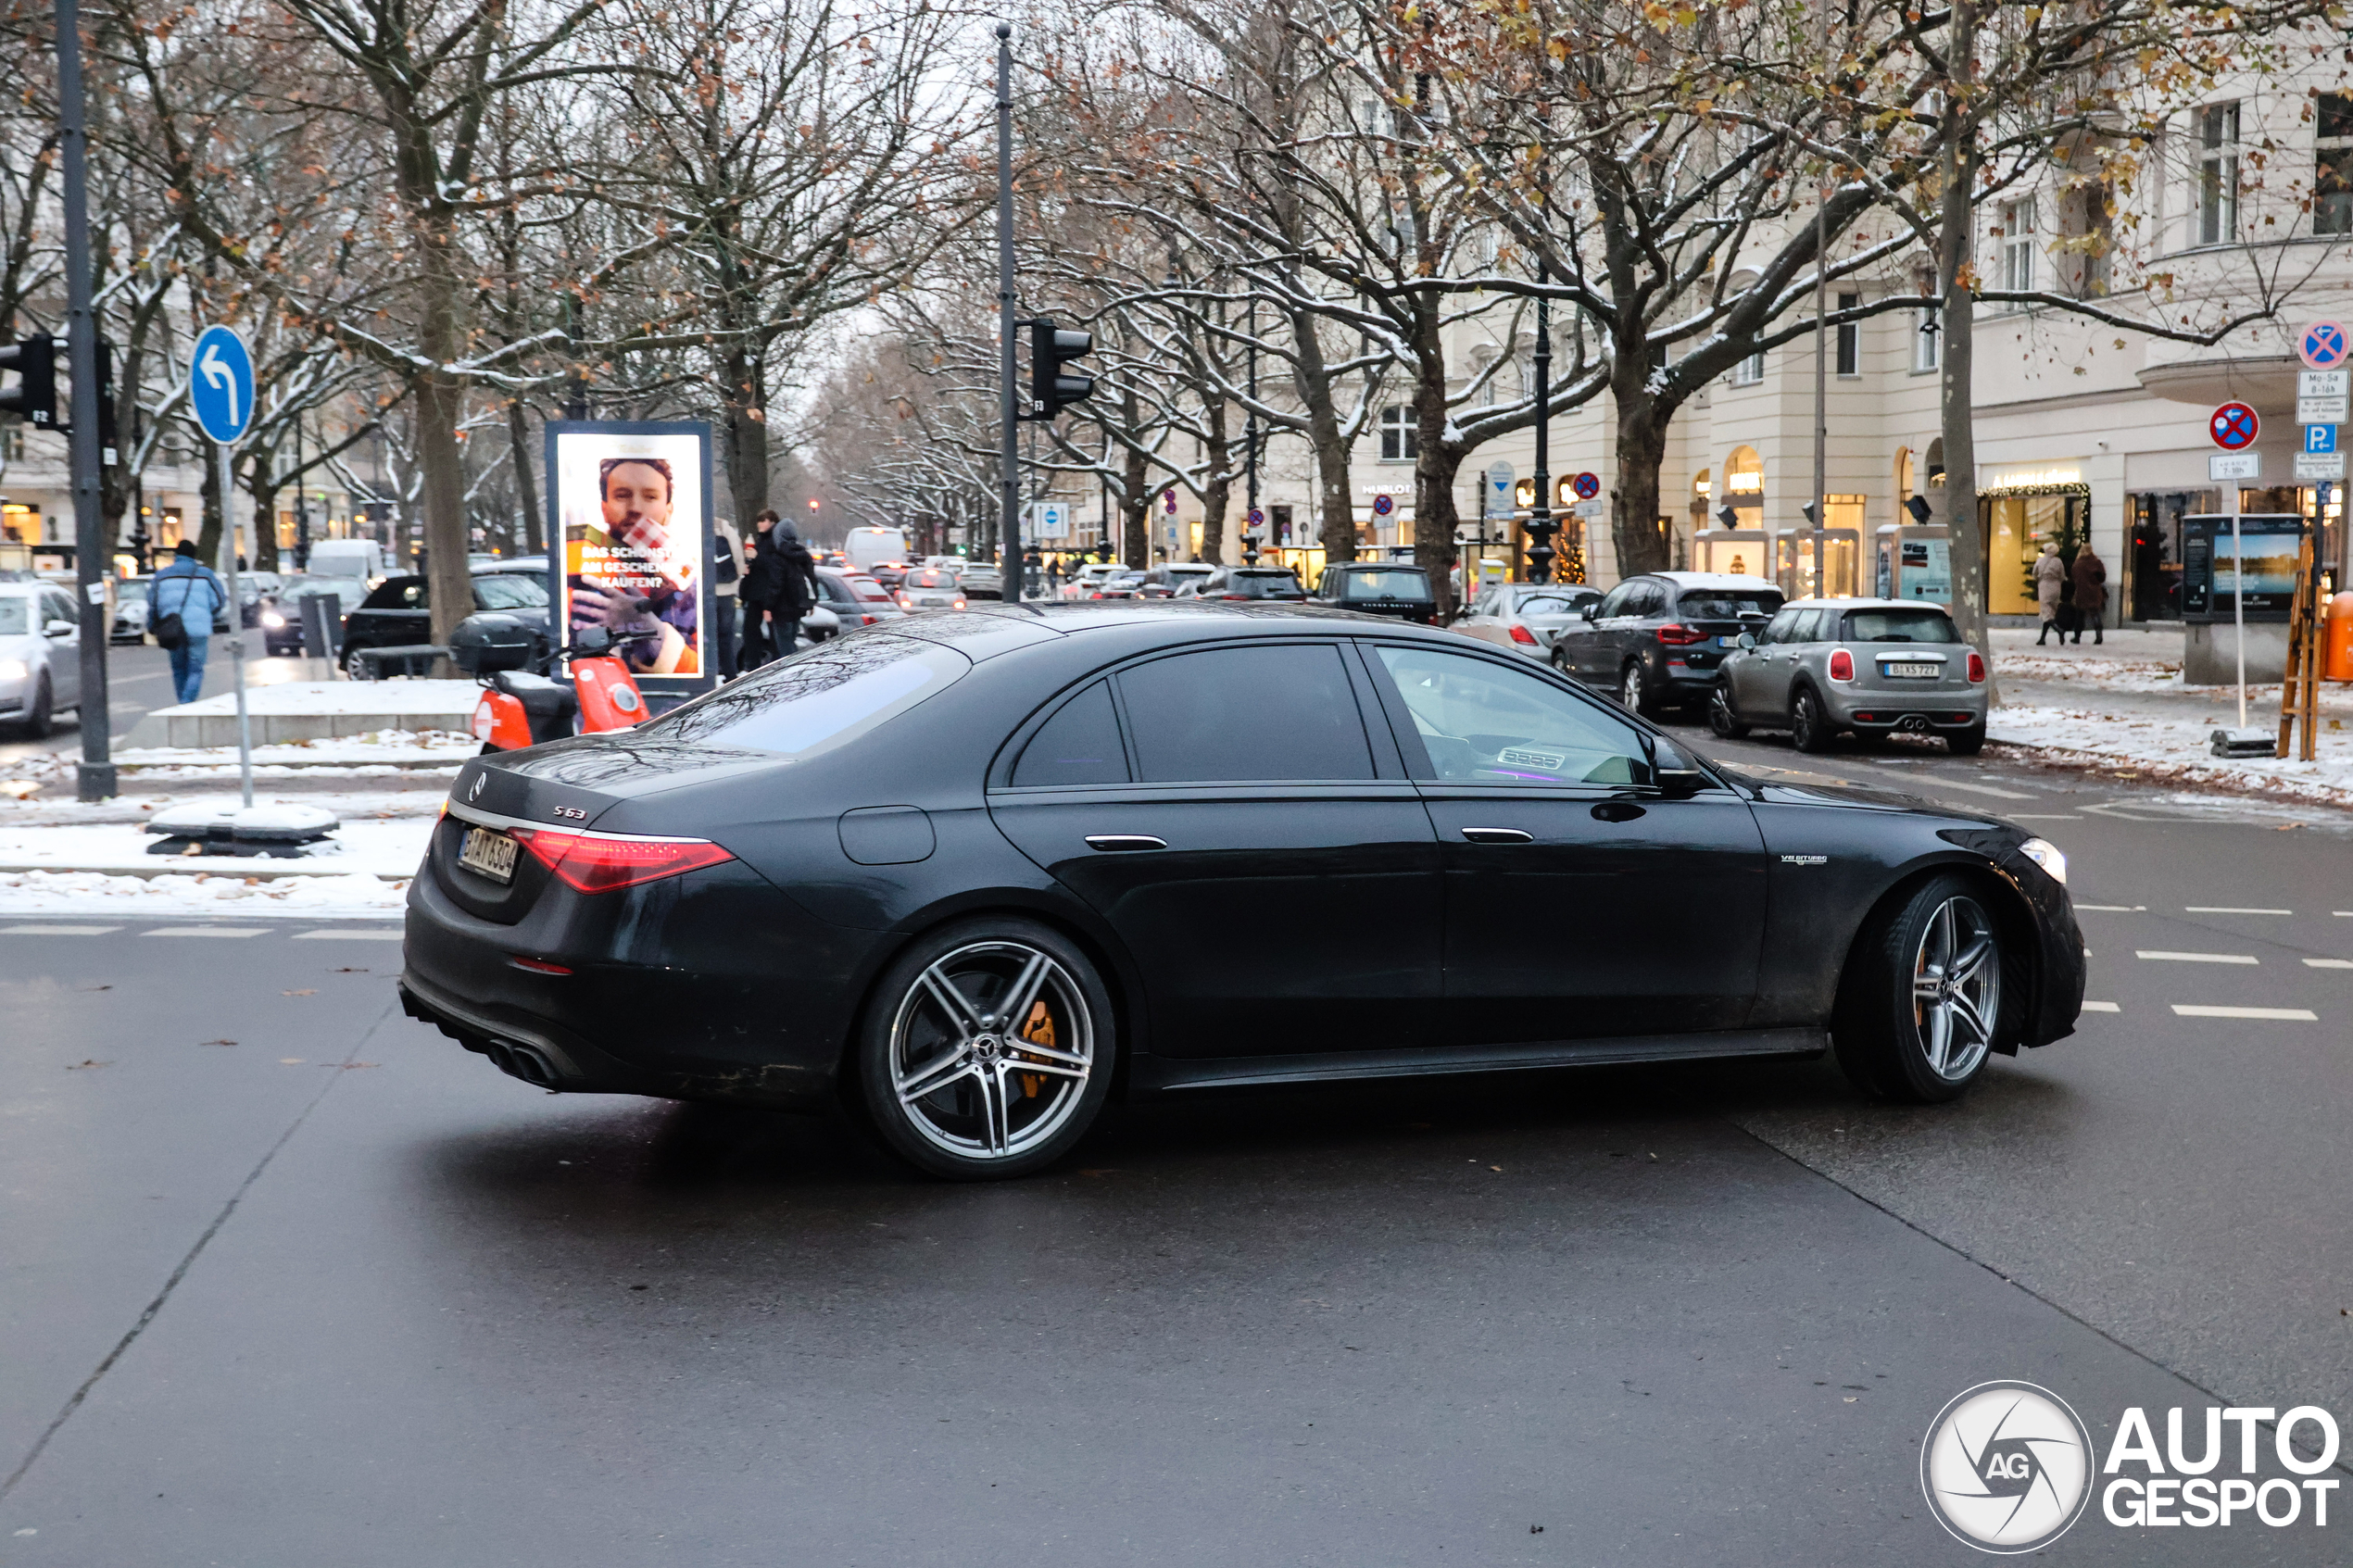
[739, 510, 782, 669]
[763, 518, 819, 662]
[711, 514, 747, 679]
[150, 539, 225, 704]
[2070, 544, 2108, 646]
[2033, 543, 2067, 646]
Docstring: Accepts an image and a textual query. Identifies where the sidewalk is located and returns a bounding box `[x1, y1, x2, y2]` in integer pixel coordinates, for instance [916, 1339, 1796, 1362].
[1985, 625, 2353, 809]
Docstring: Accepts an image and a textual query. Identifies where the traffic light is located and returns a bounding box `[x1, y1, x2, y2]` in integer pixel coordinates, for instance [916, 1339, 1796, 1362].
[1026, 318, 1093, 420]
[0, 334, 57, 429]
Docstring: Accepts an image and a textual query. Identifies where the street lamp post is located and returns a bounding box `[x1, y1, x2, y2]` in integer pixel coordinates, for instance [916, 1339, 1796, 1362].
[57, 0, 114, 800]
[993, 22, 1022, 599]
[1243, 297, 1260, 567]
[1527, 254, 1557, 586]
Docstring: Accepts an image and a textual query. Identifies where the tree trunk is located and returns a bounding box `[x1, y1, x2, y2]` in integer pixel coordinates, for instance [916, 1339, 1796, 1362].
[416, 363, 472, 657]
[250, 465, 281, 572]
[1200, 396, 1230, 565]
[196, 440, 224, 565]
[722, 343, 768, 522]
[1939, 0, 1987, 667]
[1610, 380, 1674, 578]
[508, 399, 544, 555]
[1290, 308, 1357, 564]
[1122, 389, 1151, 567]
[1410, 304, 1461, 617]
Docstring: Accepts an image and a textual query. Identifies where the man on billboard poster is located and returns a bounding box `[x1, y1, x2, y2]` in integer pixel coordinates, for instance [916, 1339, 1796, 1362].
[554, 427, 709, 680]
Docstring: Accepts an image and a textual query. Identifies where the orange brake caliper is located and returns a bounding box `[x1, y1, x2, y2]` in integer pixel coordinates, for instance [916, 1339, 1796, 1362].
[1016, 999, 1054, 1098]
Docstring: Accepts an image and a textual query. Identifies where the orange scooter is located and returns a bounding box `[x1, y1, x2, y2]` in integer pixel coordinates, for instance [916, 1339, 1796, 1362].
[451, 613, 654, 753]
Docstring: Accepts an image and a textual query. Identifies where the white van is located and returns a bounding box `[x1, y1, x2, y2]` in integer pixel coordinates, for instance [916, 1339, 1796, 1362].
[304, 537, 386, 584]
[843, 526, 909, 573]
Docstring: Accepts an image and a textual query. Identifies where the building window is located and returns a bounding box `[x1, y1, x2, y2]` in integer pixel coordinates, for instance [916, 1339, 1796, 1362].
[1835, 292, 1861, 376]
[1731, 348, 1765, 386]
[1999, 199, 2037, 294]
[1270, 504, 1294, 545]
[2318, 95, 2353, 235]
[1379, 406, 1416, 462]
[2197, 102, 2239, 245]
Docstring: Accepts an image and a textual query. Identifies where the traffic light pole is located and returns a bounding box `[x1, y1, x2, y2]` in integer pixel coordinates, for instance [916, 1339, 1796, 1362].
[57, 0, 114, 800]
[994, 23, 1022, 603]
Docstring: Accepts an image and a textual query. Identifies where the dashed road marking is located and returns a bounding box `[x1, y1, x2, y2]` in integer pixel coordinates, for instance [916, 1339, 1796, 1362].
[142, 926, 267, 938]
[2186, 906, 2291, 915]
[0, 924, 121, 935]
[2076, 905, 2146, 912]
[293, 929, 405, 940]
[1915, 778, 2037, 800]
[2171, 1004, 2318, 1022]
[2007, 814, 2082, 821]
[2304, 959, 2353, 970]
[2136, 950, 2259, 965]
[2082, 1001, 2121, 1012]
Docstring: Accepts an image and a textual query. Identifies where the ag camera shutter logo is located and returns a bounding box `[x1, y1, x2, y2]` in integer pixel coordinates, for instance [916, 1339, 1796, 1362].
[1922, 1381, 2094, 1552]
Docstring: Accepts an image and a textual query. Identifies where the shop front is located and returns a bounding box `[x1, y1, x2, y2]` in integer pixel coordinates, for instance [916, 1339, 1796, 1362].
[1978, 474, 2090, 620]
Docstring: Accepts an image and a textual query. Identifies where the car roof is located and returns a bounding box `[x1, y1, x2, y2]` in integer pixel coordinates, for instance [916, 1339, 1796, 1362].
[1780, 596, 1950, 610]
[1645, 571, 1782, 592]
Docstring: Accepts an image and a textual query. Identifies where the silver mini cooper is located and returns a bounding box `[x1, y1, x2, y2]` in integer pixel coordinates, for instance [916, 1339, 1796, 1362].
[1709, 597, 1988, 755]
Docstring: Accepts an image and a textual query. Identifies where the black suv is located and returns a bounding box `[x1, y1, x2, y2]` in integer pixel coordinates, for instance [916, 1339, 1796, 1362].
[1195, 566, 1305, 602]
[1308, 562, 1436, 622]
[1548, 571, 1782, 715]
[342, 571, 552, 679]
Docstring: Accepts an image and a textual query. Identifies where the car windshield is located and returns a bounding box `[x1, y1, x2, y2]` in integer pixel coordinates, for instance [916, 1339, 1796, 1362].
[1336, 570, 1429, 600]
[280, 576, 364, 603]
[1844, 608, 1961, 643]
[472, 574, 548, 609]
[1513, 588, 1595, 615]
[0, 597, 29, 634]
[117, 580, 150, 602]
[648, 633, 969, 758]
[1677, 592, 1782, 620]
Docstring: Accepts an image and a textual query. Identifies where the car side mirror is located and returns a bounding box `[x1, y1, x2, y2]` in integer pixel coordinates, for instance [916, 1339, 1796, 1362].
[1649, 739, 1707, 795]
[1736, 633, 1756, 649]
[44, 619, 74, 638]
[1579, 603, 1599, 621]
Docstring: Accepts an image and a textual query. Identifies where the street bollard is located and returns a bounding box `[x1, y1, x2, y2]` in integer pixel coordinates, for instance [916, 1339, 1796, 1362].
[301, 593, 338, 660]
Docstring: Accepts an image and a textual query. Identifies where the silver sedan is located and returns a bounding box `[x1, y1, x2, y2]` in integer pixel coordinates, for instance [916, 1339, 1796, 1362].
[1449, 583, 1603, 659]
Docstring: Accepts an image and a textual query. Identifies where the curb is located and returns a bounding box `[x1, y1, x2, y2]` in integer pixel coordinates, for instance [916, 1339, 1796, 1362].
[0, 862, 413, 882]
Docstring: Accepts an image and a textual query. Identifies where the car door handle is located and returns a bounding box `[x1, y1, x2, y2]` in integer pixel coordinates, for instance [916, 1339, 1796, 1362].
[1084, 834, 1166, 852]
[1458, 826, 1533, 845]
[1591, 801, 1647, 823]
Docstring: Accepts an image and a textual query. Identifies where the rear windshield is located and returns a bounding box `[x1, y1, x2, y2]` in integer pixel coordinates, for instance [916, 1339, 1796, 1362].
[1336, 569, 1430, 600]
[1676, 592, 1782, 620]
[646, 633, 969, 757]
[1843, 608, 1961, 643]
[1227, 571, 1303, 597]
[904, 571, 955, 588]
[1513, 587, 1595, 615]
[847, 577, 893, 602]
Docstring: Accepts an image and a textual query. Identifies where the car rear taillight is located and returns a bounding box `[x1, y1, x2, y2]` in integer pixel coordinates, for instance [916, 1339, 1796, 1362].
[1655, 622, 1705, 646]
[1509, 623, 1538, 645]
[1219, 593, 1250, 600]
[515, 827, 735, 895]
[1828, 648, 1855, 682]
[1967, 651, 1986, 683]
[952, 597, 967, 609]
[895, 592, 912, 608]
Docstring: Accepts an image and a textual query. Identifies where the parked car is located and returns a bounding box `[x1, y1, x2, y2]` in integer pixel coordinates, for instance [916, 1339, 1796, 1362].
[234, 571, 284, 631]
[1548, 571, 1783, 715]
[812, 565, 905, 633]
[472, 556, 547, 581]
[1076, 570, 1150, 600]
[1195, 565, 1305, 602]
[1139, 563, 1215, 599]
[258, 574, 369, 657]
[109, 576, 151, 644]
[341, 571, 552, 680]
[895, 568, 969, 613]
[1059, 563, 1121, 601]
[1308, 562, 1437, 622]
[403, 602, 2086, 1181]
[1450, 582, 1603, 657]
[956, 562, 1004, 600]
[1710, 597, 1989, 755]
[0, 580, 83, 736]
[865, 560, 911, 592]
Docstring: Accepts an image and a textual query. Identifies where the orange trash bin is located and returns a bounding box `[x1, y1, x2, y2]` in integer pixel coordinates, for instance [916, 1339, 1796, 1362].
[2328, 591, 2353, 682]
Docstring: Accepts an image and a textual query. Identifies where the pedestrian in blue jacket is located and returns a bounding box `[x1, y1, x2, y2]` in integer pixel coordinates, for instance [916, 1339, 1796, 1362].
[150, 540, 226, 704]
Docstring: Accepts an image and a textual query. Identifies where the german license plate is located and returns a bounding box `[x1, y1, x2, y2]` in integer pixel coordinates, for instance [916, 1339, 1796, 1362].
[1718, 635, 1742, 647]
[1883, 662, 1940, 679]
[459, 826, 518, 883]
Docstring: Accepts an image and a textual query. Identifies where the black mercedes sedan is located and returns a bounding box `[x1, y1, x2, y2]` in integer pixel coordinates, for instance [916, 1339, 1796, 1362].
[400, 602, 2083, 1180]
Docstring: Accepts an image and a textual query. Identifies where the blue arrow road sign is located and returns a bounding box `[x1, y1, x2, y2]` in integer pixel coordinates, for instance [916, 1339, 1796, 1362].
[189, 325, 255, 445]
[2308, 423, 2339, 454]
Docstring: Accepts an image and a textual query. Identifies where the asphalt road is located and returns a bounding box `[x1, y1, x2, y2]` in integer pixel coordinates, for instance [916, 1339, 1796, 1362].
[2, 728, 2349, 1562]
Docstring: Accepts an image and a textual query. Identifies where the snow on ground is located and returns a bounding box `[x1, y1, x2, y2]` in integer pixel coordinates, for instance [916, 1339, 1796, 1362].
[148, 680, 483, 718]
[0, 816, 433, 877]
[0, 870, 408, 919]
[1992, 653, 2192, 692]
[1, 730, 472, 792]
[0, 788, 446, 828]
[1988, 704, 2353, 810]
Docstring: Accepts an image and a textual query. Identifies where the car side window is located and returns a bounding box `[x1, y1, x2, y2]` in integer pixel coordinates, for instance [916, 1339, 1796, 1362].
[1116, 644, 1375, 783]
[1596, 583, 1634, 617]
[1371, 645, 1658, 787]
[1792, 609, 1827, 644]
[1011, 683, 1129, 787]
[1758, 608, 1798, 645]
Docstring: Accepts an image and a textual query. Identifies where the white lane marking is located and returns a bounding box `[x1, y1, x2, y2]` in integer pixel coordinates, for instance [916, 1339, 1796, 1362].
[2337, 911, 2353, 918]
[293, 929, 405, 940]
[2186, 906, 2291, 915]
[2304, 959, 2353, 970]
[2171, 1005, 2319, 1022]
[2081, 1001, 2121, 1012]
[2007, 813, 2082, 821]
[1, 923, 122, 935]
[2137, 950, 2259, 965]
[142, 927, 267, 938]
[1913, 777, 2037, 800]
[2076, 905, 2146, 912]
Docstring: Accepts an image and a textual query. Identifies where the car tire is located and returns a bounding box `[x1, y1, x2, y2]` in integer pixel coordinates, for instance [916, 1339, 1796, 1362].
[1619, 660, 1656, 716]
[1706, 684, 1749, 739]
[855, 916, 1115, 1181]
[1549, 647, 1576, 680]
[344, 647, 377, 682]
[19, 674, 53, 738]
[1947, 725, 1986, 757]
[1834, 874, 2006, 1103]
[1790, 686, 1834, 753]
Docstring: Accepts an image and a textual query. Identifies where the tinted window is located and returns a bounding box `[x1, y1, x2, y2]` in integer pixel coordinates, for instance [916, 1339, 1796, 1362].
[1843, 608, 1960, 643]
[360, 578, 423, 610]
[472, 574, 547, 609]
[1336, 569, 1430, 600]
[1012, 683, 1128, 787]
[1758, 608, 1801, 645]
[1513, 587, 1594, 616]
[1596, 583, 1636, 617]
[648, 634, 968, 758]
[1634, 583, 1670, 616]
[1675, 591, 1782, 620]
[1791, 609, 1831, 643]
[1374, 645, 1655, 786]
[1118, 644, 1373, 782]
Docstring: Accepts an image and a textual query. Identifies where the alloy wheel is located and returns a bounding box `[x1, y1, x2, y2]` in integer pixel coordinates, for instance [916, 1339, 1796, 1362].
[1910, 896, 1998, 1083]
[887, 939, 1096, 1161]
[1619, 663, 1643, 711]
